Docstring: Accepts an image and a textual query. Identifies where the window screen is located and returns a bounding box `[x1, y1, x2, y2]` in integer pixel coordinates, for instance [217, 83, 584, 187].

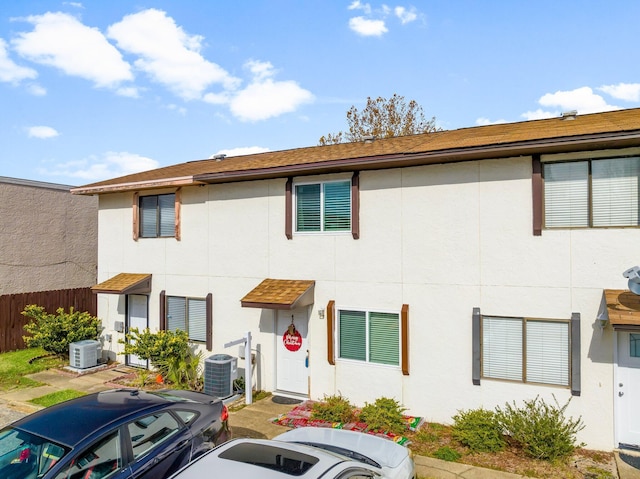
[295, 181, 350, 232]
[338, 309, 399, 366]
[166, 296, 207, 343]
[139, 193, 175, 238]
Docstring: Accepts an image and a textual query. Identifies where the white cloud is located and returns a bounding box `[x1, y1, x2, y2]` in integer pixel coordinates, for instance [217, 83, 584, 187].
[521, 109, 557, 121]
[349, 16, 388, 36]
[43, 151, 159, 181]
[348, 1, 372, 14]
[212, 146, 270, 158]
[538, 86, 619, 114]
[26, 83, 46, 95]
[599, 83, 640, 102]
[115, 86, 139, 98]
[107, 9, 240, 100]
[475, 117, 507, 126]
[0, 38, 37, 84]
[228, 60, 314, 121]
[27, 125, 59, 138]
[517, 86, 621, 120]
[12, 12, 133, 88]
[395, 6, 417, 24]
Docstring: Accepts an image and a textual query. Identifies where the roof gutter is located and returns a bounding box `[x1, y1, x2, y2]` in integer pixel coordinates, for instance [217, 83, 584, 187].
[193, 130, 640, 184]
[71, 176, 204, 195]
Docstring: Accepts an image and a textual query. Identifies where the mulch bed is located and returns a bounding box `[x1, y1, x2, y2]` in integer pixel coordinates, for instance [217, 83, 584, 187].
[271, 400, 423, 446]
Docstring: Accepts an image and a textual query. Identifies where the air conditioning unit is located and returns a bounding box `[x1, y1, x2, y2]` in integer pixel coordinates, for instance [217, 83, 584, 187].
[204, 354, 238, 398]
[69, 340, 101, 369]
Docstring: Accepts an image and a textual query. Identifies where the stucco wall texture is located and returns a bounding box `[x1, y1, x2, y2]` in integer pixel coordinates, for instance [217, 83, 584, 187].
[0, 179, 97, 294]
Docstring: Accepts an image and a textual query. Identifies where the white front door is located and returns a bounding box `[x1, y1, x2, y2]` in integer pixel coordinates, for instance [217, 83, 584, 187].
[127, 294, 149, 368]
[617, 332, 640, 447]
[276, 310, 309, 396]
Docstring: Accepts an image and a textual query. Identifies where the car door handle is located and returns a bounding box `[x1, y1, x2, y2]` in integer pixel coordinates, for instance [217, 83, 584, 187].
[155, 440, 190, 462]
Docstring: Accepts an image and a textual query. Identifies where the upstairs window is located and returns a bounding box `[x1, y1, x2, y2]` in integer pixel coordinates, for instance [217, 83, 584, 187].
[140, 193, 176, 238]
[544, 157, 640, 228]
[338, 308, 400, 366]
[166, 296, 207, 342]
[295, 180, 351, 233]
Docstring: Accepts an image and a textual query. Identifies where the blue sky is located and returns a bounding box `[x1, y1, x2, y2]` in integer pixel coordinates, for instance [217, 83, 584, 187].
[2, 1, 640, 186]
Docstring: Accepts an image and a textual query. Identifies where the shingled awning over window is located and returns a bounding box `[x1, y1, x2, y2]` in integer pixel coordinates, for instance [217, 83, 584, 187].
[92, 273, 152, 295]
[604, 289, 640, 331]
[241, 279, 315, 310]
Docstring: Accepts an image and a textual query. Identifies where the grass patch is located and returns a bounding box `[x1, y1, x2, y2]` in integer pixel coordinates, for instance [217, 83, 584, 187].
[229, 390, 272, 412]
[29, 389, 86, 408]
[0, 348, 66, 391]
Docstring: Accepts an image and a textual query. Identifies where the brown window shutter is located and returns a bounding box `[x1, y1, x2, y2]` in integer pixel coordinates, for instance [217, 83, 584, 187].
[159, 290, 166, 330]
[401, 304, 409, 375]
[132, 192, 139, 241]
[285, 178, 293, 239]
[351, 172, 360, 239]
[175, 188, 182, 241]
[532, 155, 542, 236]
[206, 293, 213, 351]
[327, 300, 335, 365]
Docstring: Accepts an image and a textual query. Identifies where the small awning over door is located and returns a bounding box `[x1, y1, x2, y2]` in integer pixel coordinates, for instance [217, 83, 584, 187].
[604, 289, 640, 331]
[92, 273, 152, 295]
[241, 279, 315, 310]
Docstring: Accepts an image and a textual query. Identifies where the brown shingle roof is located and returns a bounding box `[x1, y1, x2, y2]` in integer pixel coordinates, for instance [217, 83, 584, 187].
[241, 279, 315, 310]
[72, 108, 640, 195]
[92, 273, 152, 294]
[604, 289, 640, 331]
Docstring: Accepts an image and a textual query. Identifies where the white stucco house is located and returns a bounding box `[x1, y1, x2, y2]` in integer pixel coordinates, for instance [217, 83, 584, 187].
[72, 108, 640, 451]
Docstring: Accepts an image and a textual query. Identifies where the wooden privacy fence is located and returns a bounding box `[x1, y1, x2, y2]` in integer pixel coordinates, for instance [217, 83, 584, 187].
[0, 288, 96, 353]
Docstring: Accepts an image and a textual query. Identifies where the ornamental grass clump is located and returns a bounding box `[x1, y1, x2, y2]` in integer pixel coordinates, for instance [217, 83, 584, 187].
[495, 395, 585, 461]
[358, 397, 407, 435]
[310, 394, 357, 423]
[451, 408, 505, 453]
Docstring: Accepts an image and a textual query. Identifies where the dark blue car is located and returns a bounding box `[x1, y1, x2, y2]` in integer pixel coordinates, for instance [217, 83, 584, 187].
[0, 388, 230, 479]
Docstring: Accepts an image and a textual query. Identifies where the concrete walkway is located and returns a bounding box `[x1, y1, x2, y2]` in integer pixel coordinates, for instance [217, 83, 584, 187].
[0, 366, 633, 479]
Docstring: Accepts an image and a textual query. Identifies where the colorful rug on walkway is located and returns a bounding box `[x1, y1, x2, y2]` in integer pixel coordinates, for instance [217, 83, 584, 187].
[271, 400, 423, 446]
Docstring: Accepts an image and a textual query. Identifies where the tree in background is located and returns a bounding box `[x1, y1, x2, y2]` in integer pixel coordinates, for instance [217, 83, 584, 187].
[319, 94, 441, 145]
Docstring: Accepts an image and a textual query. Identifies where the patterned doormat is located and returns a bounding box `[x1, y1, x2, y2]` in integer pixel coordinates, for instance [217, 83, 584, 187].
[272, 396, 303, 405]
[620, 452, 640, 470]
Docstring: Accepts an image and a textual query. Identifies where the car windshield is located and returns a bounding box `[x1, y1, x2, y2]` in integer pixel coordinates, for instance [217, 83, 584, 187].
[0, 427, 70, 479]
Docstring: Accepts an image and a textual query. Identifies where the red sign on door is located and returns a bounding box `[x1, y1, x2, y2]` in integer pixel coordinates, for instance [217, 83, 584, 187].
[283, 327, 302, 352]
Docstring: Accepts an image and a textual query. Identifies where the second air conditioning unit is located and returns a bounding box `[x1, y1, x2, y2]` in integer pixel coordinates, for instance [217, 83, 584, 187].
[69, 340, 101, 369]
[204, 354, 238, 398]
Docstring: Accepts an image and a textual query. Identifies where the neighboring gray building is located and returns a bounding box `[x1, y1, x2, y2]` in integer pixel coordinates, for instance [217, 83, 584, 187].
[0, 177, 97, 294]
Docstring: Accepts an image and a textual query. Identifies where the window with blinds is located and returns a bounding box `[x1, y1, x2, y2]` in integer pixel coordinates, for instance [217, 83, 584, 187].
[139, 193, 175, 238]
[338, 308, 400, 366]
[166, 296, 207, 342]
[295, 181, 350, 233]
[543, 157, 640, 228]
[482, 316, 569, 386]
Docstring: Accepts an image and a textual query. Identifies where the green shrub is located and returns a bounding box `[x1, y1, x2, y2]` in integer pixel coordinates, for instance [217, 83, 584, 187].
[496, 395, 585, 461]
[433, 446, 461, 462]
[358, 397, 407, 435]
[22, 305, 100, 356]
[451, 408, 505, 453]
[122, 328, 202, 389]
[311, 394, 357, 423]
